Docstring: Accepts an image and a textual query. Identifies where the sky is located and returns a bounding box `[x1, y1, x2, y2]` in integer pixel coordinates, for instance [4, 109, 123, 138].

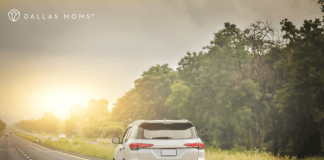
[0, 0, 323, 123]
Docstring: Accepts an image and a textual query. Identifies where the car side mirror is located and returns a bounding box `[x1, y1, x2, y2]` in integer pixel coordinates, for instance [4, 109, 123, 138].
[112, 137, 120, 144]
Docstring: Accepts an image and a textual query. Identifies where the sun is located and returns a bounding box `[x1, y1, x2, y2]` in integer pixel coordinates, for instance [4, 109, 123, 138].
[37, 87, 92, 119]
[47, 92, 80, 112]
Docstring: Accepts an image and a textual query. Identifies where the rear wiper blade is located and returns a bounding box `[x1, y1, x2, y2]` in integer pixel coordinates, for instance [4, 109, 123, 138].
[152, 137, 173, 139]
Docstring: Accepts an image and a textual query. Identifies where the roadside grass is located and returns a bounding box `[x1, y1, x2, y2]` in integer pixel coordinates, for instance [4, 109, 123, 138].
[15, 131, 117, 159]
[205, 147, 324, 160]
[14, 131, 37, 141]
[42, 139, 116, 159]
[37, 132, 59, 138]
[205, 147, 296, 160]
[302, 158, 324, 160]
[14, 131, 323, 160]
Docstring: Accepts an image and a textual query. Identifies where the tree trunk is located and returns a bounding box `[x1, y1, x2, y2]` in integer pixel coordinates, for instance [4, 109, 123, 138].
[254, 111, 264, 149]
[273, 133, 279, 155]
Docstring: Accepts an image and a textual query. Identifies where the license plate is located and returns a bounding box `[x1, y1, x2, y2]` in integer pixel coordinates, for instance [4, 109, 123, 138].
[161, 149, 177, 156]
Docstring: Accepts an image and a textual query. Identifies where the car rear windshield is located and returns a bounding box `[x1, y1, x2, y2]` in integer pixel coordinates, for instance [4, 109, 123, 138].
[137, 123, 197, 139]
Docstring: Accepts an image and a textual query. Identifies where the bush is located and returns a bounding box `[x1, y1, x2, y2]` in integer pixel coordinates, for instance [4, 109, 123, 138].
[103, 126, 124, 138]
[58, 138, 69, 144]
[14, 131, 36, 141]
[72, 138, 86, 145]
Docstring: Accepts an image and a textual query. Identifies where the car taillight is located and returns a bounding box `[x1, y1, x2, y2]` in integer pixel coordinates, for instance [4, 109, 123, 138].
[129, 143, 154, 150]
[198, 143, 204, 149]
[184, 142, 204, 149]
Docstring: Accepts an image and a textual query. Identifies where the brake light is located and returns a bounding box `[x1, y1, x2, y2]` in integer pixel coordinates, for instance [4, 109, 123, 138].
[129, 143, 138, 149]
[198, 143, 204, 149]
[184, 143, 198, 147]
[184, 142, 204, 149]
[129, 143, 154, 150]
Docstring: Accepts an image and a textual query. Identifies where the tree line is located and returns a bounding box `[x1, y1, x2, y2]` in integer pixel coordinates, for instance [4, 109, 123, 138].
[64, 99, 124, 138]
[16, 99, 124, 139]
[0, 119, 6, 133]
[16, 112, 61, 134]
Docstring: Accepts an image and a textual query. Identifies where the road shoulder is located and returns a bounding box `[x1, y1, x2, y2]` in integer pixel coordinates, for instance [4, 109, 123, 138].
[13, 135, 108, 160]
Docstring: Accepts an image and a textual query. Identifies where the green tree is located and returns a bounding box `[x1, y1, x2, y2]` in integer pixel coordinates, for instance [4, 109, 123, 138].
[319, 0, 324, 12]
[0, 119, 6, 132]
[86, 99, 109, 121]
[112, 64, 178, 125]
[40, 112, 60, 134]
[165, 80, 190, 119]
[65, 103, 87, 136]
[274, 17, 324, 157]
[174, 22, 255, 149]
[16, 112, 60, 134]
[83, 99, 109, 138]
[134, 64, 178, 120]
[242, 21, 277, 149]
[111, 88, 138, 124]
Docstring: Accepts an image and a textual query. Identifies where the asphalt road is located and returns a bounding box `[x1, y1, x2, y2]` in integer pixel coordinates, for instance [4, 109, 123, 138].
[0, 133, 108, 160]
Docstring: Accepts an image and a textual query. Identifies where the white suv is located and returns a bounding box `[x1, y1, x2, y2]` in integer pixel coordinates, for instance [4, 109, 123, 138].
[112, 119, 205, 160]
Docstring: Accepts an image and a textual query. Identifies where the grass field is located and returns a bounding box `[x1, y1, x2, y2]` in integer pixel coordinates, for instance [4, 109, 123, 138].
[42, 138, 116, 159]
[14, 131, 116, 159]
[14, 131, 323, 160]
[14, 131, 37, 141]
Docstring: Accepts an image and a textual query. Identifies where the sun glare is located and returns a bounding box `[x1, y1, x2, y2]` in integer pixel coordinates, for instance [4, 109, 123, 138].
[37, 87, 92, 119]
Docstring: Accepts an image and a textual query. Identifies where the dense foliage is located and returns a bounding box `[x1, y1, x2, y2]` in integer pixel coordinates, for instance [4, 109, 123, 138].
[16, 99, 124, 138]
[64, 99, 124, 138]
[0, 119, 6, 132]
[112, 64, 178, 123]
[16, 112, 61, 134]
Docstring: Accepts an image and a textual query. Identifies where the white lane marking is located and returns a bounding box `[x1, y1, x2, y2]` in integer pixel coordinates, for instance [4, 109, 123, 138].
[10, 136, 30, 159]
[14, 135, 90, 160]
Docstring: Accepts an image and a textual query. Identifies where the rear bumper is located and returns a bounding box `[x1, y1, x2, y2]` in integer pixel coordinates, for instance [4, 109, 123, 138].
[137, 148, 201, 160]
[198, 149, 205, 159]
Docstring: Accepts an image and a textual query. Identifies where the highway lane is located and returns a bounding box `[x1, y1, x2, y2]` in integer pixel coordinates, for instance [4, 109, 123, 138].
[0, 134, 24, 160]
[0, 134, 108, 160]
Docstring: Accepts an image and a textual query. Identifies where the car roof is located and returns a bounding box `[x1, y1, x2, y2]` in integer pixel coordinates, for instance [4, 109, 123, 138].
[128, 119, 192, 127]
